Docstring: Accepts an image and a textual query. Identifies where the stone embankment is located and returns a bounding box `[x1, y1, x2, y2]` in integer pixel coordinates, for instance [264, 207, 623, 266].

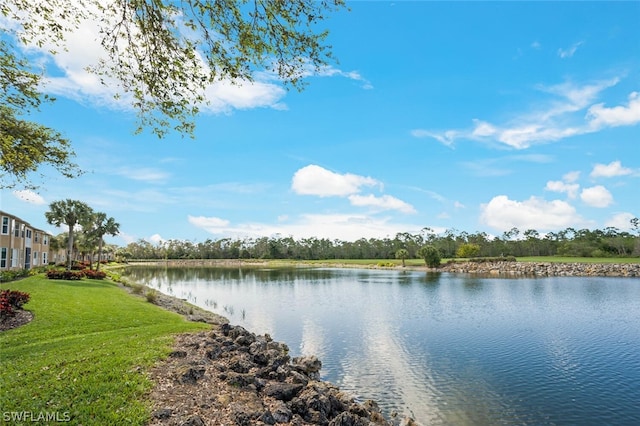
[149, 323, 416, 426]
[439, 261, 640, 277]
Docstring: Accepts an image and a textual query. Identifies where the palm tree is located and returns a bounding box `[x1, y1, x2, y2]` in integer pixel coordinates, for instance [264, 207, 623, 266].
[87, 212, 120, 271]
[76, 230, 100, 269]
[395, 248, 409, 267]
[45, 199, 93, 270]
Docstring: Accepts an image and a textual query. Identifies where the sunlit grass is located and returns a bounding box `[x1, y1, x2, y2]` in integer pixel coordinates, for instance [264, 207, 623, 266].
[0, 275, 208, 425]
[515, 256, 640, 263]
[270, 256, 640, 268]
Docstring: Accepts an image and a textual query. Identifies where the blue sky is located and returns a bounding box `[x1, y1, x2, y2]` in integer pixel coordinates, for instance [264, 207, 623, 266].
[2, 1, 639, 245]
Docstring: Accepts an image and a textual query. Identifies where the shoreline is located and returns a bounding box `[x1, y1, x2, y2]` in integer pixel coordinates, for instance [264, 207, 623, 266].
[116, 276, 416, 425]
[126, 259, 640, 277]
[122, 260, 638, 425]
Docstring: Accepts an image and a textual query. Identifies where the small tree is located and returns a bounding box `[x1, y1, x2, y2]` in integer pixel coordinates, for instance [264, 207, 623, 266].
[86, 212, 120, 271]
[417, 245, 441, 268]
[395, 249, 409, 267]
[456, 243, 481, 258]
[632, 217, 640, 256]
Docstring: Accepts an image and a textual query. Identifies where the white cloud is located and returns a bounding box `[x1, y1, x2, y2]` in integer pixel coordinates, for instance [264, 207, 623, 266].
[187, 215, 230, 233]
[580, 185, 613, 208]
[187, 213, 424, 242]
[116, 231, 137, 245]
[605, 212, 637, 231]
[149, 234, 165, 244]
[480, 195, 587, 232]
[411, 129, 458, 146]
[314, 65, 373, 90]
[587, 92, 640, 128]
[545, 170, 581, 198]
[415, 78, 640, 149]
[11, 7, 292, 115]
[557, 41, 584, 59]
[291, 165, 380, 197]
[471, 120, 497, 137]
[114, 167, 170, 183]
[202, 78, 287, 113]
[563, 171, 581, 182]
[590, 161, 634, 178]
[545, 180, 580, 199]
[24, 11, 367, 115]
[348, 194, 416, 214]
[12, 190, 46, 205]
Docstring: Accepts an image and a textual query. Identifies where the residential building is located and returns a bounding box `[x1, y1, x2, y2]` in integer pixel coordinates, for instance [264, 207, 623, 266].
[0, 211, 53, 270]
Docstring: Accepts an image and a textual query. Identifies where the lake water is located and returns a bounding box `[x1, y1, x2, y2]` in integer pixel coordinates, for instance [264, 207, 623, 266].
[121, 266, 640, 425]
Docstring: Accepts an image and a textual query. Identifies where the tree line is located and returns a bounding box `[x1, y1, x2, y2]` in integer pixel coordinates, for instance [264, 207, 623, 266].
[120, 222, 640, 261]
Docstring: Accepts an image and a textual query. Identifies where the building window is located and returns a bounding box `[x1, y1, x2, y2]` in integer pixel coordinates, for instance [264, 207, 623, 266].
[1, 217, 8, 234]
[33, 251, 39, 265]
[0, 248, 7, 268]
[44, 235, 49, 245]
[43, 252, 48, 264]
[35, 232, 40, 243]
[26, 229, 32, 239]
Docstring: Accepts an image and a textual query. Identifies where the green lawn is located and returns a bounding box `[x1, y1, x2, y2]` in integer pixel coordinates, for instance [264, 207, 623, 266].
[279, 256, 640, 267]
[0, 275, 209, 425]
[515, 256, 640, 263]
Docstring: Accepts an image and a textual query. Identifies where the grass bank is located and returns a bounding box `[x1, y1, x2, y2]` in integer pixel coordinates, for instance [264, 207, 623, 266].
[514, 256, 640, 263]
[0, 274, 209, 425]
[283, 256, 640, 267]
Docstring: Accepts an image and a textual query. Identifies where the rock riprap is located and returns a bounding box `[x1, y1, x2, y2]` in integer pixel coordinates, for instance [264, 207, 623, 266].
[439, 261, 640, 277]
[149, 323, 416, 426]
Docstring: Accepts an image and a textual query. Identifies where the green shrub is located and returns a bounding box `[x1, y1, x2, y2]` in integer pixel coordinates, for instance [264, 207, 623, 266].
[106, 271, 121, 282]
[131, 283, 144, 294]
[145, 289, 158, 304]
[418, 245, 442, 268]
[456, 243, 481, 258]
[0, 269, 30, 283]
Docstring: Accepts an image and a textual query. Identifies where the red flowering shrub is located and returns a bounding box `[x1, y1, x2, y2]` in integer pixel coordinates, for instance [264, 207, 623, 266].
[82, 269, 107, 280]
[46, 270, 84, 280]
[0, 290, 30, 318]
[0, 295, 13, 317]
[5, 290, 30, 308]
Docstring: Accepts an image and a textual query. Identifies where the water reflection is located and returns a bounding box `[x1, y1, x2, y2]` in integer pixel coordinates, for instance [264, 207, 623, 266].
[121, 266, 640, 425]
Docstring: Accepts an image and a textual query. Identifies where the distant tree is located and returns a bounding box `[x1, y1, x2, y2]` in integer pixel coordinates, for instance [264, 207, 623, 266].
[115, 247, 132, 263]
[395, 248, 409, 267]
[76, 230, 101, 270]
[48, 233, 66, 265]
[417, 245, 441, 268]
[456, 243, 480, 258]
[45, 200, 93, 270]
[632, 217, 640, 256]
